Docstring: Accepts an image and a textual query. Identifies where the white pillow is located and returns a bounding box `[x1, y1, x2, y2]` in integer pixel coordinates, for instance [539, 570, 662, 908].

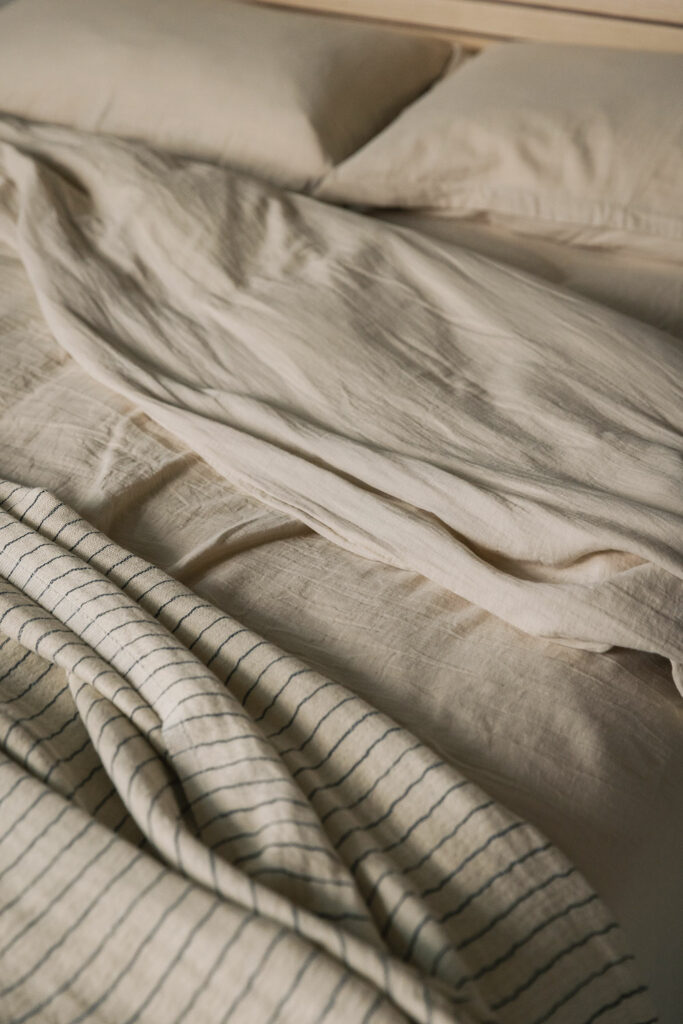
[0, 0, 451, 190]
[317, 43, 683, 261]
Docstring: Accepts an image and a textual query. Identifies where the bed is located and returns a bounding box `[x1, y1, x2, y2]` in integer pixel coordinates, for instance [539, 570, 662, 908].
[0, 1, 681, 1022]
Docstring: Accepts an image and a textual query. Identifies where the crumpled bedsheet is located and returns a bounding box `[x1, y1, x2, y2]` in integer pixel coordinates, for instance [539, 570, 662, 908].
[0, 115, 680, 1021]
[0, 480, 655, 1023]
[0, 117, 680, 687]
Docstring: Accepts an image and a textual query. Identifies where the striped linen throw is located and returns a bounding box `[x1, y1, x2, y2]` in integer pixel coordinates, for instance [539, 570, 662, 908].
[0, 480, 655, 1024]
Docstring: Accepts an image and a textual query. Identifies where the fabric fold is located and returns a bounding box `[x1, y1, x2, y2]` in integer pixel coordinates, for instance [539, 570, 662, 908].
[0, 480, 656, 1023]
[0, 118, 680, 686]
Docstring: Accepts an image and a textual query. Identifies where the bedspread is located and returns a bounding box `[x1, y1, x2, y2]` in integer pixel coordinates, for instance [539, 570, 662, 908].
[0, 117, 681, 685]
[0, 116, 680, 1022]
[0, 481, 656, 1023]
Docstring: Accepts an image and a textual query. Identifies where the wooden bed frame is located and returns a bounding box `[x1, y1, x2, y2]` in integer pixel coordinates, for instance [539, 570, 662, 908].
[250, 0, 683, 51]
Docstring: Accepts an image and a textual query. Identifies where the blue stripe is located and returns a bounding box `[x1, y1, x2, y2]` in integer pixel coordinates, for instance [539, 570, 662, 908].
[333, 760, 445, 850]
[211, 816, 321, 852]
[218, 927, 288, 1023]
[1, 840, 142, 996]
[348, 778, 467, 873]
[264, 949, 319, 1024]
[455, 891, 599, 990]
[167, 911, 258, 1024]
[320, 741, 421, 825]
[529, 955, 634, 1024]
[491, 922, 618, 1010]
[371, 799, 495, 928]
[430, 864, 576, 974]
[65, 885, 195, 1024]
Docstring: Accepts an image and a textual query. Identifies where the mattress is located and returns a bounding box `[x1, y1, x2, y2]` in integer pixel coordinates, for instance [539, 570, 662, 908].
[0, 117, 680, 1024]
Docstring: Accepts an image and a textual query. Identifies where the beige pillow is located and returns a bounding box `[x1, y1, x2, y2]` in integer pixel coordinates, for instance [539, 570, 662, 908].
[317, 43, 683, 261]
[0, 0, 451, 190]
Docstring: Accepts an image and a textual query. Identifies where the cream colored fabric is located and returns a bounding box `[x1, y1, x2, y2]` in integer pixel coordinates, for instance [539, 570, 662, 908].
[0, 0, 451, 190]
[317, 44, 683, 262]
[0, 481, 657, 1024]
[1, 118, 680, 680]
[0, 153, 680, 1018]
[378, 212, 683, 340]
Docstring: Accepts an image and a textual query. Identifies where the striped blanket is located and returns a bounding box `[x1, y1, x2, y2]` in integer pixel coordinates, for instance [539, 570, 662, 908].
[0, 481, 655, 1023]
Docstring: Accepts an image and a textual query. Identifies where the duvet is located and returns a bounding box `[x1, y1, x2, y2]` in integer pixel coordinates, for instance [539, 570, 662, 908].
[0, 116, 679, 1023]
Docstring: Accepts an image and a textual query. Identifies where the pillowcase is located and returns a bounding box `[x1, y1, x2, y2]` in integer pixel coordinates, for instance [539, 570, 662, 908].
[0, 0, 452, 190]
[316, 43, 683, 261]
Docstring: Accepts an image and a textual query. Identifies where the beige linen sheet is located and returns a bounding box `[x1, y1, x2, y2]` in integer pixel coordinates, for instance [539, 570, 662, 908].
[0, 118, 681, 680]
[379, 213, 683, 342]
[0, 118, 681, 1021]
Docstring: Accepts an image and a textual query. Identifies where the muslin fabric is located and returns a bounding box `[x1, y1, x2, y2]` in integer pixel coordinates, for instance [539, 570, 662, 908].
[0, 116, 680, 1023]
[0, 118, 680, 680]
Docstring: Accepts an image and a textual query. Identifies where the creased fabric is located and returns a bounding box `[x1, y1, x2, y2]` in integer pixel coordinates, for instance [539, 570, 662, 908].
[0, 481, 656, 1023]
[0, 117, 680, 686]
[0, 238, 680, 1020]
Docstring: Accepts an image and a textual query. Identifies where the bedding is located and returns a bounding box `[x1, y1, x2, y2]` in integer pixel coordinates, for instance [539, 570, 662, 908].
[317, 43, 683, 263]
[0, 479, 663, 1024]
[379, 213, 683, 340]
[0, 115, 681, 1024]
[0, 0, 451, 190]
[3, 118, 681, 673]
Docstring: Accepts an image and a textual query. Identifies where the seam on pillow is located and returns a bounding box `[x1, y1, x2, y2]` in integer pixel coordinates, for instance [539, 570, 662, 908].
[409, 185, 683, 248]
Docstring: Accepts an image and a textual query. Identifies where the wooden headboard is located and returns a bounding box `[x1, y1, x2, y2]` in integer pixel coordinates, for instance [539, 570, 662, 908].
[249, 0, 683, 52]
